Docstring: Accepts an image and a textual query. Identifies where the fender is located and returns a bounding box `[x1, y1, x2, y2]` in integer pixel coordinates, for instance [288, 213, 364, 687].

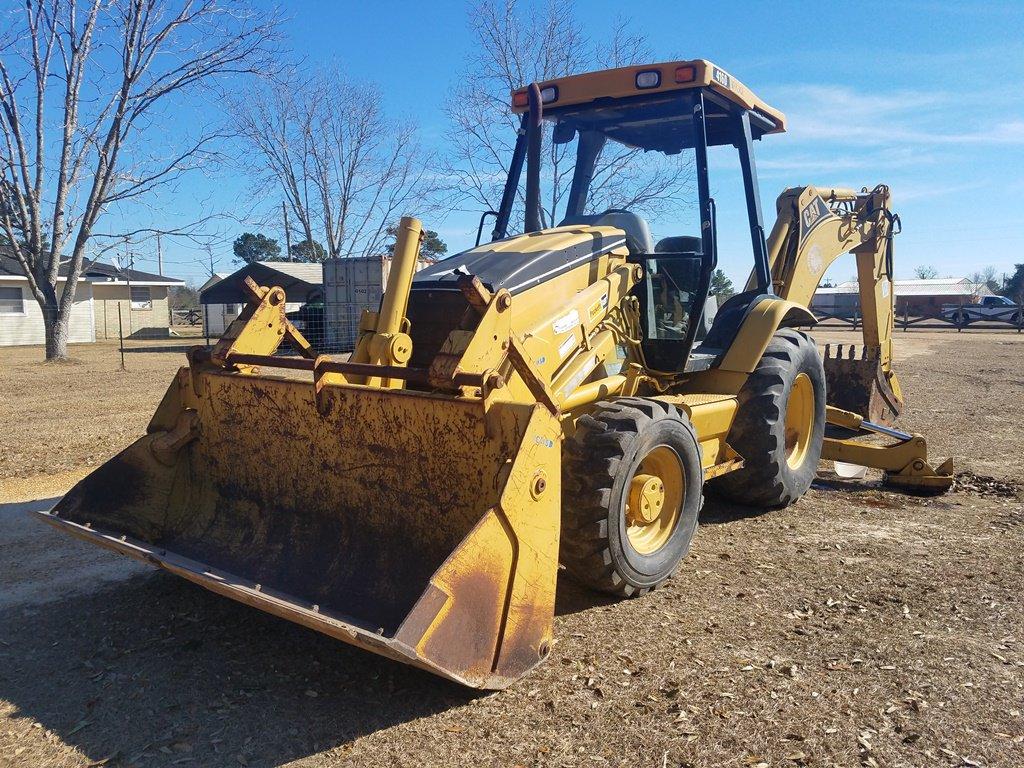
[716, 297, 816, 373]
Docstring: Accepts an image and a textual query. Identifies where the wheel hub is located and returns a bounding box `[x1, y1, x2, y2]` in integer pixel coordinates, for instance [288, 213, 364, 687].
[784, 372, 815, 470]
[624, 446, 685, 555]
[627, 473, 665, 525]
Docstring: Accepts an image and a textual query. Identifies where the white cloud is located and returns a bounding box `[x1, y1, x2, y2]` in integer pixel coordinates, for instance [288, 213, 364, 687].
[757, 145, 938, 176]
[770, 84, 1024, 147]
[896, 179, 990, 202]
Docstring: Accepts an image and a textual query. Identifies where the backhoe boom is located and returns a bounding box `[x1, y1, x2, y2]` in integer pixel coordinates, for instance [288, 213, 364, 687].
[756, 184, 951, 492]
[756, 184, 903, 422]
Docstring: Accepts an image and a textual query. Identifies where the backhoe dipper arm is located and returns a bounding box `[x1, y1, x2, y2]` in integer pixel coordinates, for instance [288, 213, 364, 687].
[756, 184, 903, 423]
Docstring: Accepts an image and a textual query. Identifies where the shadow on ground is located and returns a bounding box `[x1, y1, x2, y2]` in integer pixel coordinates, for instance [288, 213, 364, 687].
[0, 543, 620, 766]
[122, 343, 201, 354]
[0, 493, 769, 766]
[0, 571, 480, 767]
[552, 574, 615, 616]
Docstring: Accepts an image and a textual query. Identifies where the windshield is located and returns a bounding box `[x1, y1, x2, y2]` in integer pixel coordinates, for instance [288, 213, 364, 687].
[488, 86, 772, 300]
[490, 91, 703, 243]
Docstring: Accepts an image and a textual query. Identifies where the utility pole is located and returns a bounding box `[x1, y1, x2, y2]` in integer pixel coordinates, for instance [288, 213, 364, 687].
[124, 242, 134, 340]
[282, 200, 292, 261]
[156, 233, 163, 276]
[203, 244, 216, 346]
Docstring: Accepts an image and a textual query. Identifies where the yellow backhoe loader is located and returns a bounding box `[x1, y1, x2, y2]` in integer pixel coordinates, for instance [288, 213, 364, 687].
[41, 60, 952, 689]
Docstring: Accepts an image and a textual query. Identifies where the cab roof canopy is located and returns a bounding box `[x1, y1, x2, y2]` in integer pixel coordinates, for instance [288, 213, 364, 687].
[511, 59, 786, 154]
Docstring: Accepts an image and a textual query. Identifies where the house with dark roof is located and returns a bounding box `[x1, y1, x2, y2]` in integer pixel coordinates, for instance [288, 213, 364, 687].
[198, 271, 233, 336]
[81, 259, 185, 340]
[198, 261, 323, 336]
[0, 253, 184, 346]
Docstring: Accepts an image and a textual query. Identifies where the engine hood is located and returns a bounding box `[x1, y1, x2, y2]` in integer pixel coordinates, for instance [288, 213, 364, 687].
[413, 224, 628, 295]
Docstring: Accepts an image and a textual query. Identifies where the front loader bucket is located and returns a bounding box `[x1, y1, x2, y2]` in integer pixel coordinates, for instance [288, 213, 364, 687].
[41, 366, 562, 689]
[823, 343, 902, 425]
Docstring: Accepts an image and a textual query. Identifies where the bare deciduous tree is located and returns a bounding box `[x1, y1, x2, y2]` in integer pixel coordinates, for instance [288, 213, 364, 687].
[444, 0, 693, 233]
[235, 71, 442, 262]
[970, 265, 1000, 294]
[0, 0, 278, 360]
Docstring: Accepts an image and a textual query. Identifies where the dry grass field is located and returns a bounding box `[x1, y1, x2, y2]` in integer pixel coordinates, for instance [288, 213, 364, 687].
[0, 339, 201, 495]
[1, 330, 1022, 767]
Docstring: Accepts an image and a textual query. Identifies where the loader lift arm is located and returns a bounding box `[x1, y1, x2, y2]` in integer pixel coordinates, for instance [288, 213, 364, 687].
[757, 184, 952, 492]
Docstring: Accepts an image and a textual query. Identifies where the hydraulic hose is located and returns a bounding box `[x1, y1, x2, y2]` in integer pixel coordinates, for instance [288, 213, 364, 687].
[524, 82, 543, 233]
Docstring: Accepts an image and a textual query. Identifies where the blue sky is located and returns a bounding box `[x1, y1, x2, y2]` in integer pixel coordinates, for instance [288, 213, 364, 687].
[130, 0, 1024, 287]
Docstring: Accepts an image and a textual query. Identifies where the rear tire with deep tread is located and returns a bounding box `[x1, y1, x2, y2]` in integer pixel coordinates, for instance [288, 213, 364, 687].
[711, 328, 826, 508]
[560, 397, 704, 597]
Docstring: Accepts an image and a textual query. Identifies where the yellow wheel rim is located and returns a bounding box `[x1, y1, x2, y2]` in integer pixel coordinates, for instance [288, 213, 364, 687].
[625, 446, 684, 554]
[784, 372, 815, 470]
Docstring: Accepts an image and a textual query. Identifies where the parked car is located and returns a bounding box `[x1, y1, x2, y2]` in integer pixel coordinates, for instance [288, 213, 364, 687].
[941, 295, 1023, 325]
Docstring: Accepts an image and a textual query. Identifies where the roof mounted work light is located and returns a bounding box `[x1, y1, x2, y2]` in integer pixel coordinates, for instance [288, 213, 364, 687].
[635, 69, 661, 89]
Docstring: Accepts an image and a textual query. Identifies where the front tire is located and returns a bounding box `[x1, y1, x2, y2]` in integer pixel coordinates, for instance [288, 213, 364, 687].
[560, 398, 704, 597]
[712, 329, 826, 507]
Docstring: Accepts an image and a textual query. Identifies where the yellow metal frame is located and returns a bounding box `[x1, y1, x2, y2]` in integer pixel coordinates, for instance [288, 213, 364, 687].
[760, 184, 899, 384]
[715, 297, 816, 374]
[209, 276, 315, 368]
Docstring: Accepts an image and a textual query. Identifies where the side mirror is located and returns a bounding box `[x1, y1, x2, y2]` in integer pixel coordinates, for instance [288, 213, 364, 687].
[552, 121, 576, 145]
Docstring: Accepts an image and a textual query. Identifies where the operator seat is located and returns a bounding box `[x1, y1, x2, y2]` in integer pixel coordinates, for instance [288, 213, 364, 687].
[559, 210, 654, 254]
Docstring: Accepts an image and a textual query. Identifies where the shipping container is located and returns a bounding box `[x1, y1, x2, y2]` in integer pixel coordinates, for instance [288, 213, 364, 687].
[322, 256, 431, 353]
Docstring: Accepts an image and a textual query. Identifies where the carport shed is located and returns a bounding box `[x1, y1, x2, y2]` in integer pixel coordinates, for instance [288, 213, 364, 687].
[199, 261, 323, 336]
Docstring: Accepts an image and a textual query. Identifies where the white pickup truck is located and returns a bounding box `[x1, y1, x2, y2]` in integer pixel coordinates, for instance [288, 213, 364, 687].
[941, 294, 1023, 325]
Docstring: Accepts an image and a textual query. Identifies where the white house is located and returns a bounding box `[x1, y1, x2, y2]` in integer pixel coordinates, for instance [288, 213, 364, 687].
[0, 270, 95, 347]
[0, 253, 184, 347]
[85, 261, 185, 340]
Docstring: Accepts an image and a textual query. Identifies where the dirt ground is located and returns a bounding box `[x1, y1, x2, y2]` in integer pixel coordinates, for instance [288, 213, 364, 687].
[1, 330, 1022, 767]
[0, 339, 202, 495]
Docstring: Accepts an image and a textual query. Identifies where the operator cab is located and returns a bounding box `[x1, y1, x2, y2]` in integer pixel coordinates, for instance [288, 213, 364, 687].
[485, 60, 786, 374]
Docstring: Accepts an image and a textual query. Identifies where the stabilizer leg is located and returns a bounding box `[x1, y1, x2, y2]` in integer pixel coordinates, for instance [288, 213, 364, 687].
[822, 406, 953, 495]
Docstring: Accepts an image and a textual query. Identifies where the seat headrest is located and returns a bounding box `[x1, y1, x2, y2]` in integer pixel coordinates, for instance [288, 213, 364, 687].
[559, 211, 654, 254]
[655, 236, 702, 253]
